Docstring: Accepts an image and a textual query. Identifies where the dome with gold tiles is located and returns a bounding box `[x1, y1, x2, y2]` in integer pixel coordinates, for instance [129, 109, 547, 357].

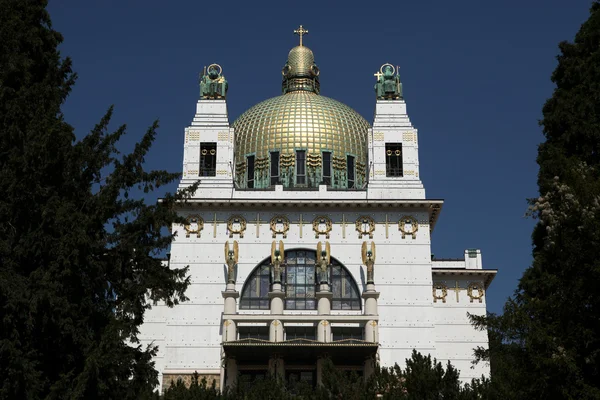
[233, 27, 370, 190]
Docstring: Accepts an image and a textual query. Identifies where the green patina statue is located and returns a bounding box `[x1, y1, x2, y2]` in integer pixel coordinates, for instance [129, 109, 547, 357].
[374, 64, 402, 100]
[200, 64, 228, 99]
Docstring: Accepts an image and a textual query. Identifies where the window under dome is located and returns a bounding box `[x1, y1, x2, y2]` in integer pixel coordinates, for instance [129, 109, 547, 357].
[240, 249, 361, 311]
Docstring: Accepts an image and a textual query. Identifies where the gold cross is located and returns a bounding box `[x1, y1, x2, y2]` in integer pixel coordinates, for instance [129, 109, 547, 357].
[370, 321, 377, 342]
[385, 214, 389, 239]
[451, 280, 461, 302]
[321, 320, 329, 342]
[224, 320, 231, 340]
[213, 213, 217, 238]
[374, 71, 383, 80]
[294, 25, 308, 46]
[341, 214, 347, 239]
[256, 213, 261, 237]
[273, 320, 280, 342]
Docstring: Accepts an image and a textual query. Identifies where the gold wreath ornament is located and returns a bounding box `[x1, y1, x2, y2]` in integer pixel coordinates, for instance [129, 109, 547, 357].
[399, 216, 419, 239]
[432, 283, 448, 303]
[227, 215, 247, 238]
[270, 215, 290, 238]
[184, 215, 204, 238]
[312, 216, 333, 239]
[467, 283, 484, 303]
[356, 216, 376, 239]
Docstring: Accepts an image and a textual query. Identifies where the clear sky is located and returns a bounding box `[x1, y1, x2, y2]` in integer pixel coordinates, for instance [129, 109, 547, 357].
[47, 1, 592, 314]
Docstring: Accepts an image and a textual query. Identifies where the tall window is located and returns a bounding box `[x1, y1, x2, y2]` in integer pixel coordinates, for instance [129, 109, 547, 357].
[284, 250, 316, 310]
[296, 150, 306, 185]
[322, 151, 332, 185]
[331, 264, 361, 310]
[199, 142, 216, 176]
[240, 250, 361, 311]
[240, 264, 270, 309]
[270, 151, 280, 185]
[347, 155, 355, 188]
[247, 155, 255, 188]
[385, 143, 403, 177]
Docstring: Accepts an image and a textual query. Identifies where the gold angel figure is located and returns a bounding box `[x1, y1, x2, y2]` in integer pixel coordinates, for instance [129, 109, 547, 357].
[271, 240, 284, 283]
[316, 241, 331, 284]
[362, 241, 376, 283]
[224, 240, 239, 284]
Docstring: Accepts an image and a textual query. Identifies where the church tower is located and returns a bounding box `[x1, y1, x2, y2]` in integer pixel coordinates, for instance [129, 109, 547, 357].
[140, 26, 495, 391]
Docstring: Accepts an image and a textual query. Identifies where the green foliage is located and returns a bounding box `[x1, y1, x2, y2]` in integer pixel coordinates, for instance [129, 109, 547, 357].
[161, 351, 488, 399]
[0, 1, 196, 398]
[471, 2, 600, 399]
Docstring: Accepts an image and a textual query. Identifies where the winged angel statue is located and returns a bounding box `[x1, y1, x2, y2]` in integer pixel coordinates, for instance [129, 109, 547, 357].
[316, 241, 331, 284]
[362, 241, 376, 284]
[224, 241, 239, 284]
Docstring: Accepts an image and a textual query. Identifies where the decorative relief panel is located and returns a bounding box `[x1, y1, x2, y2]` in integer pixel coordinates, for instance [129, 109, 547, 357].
[467, 283, 485, 303]
[402, 131, 415, 142]
[355, 216, 375, 239]
[227, 215, 247, 238]
[399, 216, 418, 239]
[186, 131, 200, 142]
[312, 216, 332, 239]
[373, 132, 384, 141]
[184, 215, 203, 238]
[218, 131, 229, 141]
[270, 215, 290, 238]
[432, 282, 448, 303]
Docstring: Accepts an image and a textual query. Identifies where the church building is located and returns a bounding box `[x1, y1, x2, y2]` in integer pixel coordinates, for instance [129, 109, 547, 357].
[140, 26, 496, 391]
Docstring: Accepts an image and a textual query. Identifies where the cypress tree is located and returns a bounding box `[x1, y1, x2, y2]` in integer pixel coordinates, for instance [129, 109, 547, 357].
[0, 1, 195, 398]
[472, 2, 600, 398]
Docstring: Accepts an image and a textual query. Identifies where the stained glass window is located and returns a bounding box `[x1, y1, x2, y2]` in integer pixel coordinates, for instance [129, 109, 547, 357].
[239, 250, 361, 311]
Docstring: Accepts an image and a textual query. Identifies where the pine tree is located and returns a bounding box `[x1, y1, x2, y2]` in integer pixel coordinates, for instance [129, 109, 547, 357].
[0, 1, 195, 398]
[471, 2, 600, 398]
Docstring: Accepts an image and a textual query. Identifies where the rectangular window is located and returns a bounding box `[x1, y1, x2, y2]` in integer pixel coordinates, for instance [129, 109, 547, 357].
[296, 150, 306, 185]
[247, 155, 255, 188]
[238, 326, 269, 340]
[199, 142, 216, 176]
[286, 326, 316, 341]
[270, 151, 280, 185]
[347, 155, 355, 188]
[332, 327, 363, 341]
[385, 143, 403, 177]
[322, 151, 331, 185]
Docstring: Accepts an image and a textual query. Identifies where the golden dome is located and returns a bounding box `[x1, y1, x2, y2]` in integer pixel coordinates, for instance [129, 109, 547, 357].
[286, 46, 314, 76]
[232, 28, 370, 189]
[233, 90, 370, 163]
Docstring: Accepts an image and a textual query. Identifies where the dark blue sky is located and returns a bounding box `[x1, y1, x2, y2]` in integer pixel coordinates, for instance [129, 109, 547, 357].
[48, 1, 591, 314]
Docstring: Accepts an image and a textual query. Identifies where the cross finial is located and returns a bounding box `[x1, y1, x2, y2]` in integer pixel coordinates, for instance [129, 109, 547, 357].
[294, 25, 308, 46]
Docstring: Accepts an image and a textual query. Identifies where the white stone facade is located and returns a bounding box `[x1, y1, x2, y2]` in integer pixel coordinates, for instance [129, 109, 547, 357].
[141, 85, 495, 392]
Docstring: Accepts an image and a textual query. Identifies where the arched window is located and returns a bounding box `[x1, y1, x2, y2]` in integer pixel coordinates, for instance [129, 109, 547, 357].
[240, 249, 361, 311]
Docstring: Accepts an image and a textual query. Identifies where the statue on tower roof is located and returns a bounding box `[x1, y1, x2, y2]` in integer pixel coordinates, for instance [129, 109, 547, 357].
[200, 63, 228, 99]
[374, 63, 402, 100]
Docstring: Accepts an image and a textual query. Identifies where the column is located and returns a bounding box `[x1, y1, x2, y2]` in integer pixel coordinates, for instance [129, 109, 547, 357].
[269, 282, 285, 314]
[222, 282, 239, 315]
[270, 319, 284, 342]
[362, 283, 380, 316]
[268, 354, 285, 380]
[315, 282, 333, 315]
[222, 319, 237, 342]
[224, 357, 237, 389]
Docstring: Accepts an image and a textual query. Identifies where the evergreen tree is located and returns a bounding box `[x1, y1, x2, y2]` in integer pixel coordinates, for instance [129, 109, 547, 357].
[472, 2, 600, 399]
[161, 351, 486, 399]
[0, 1, 195, 398]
